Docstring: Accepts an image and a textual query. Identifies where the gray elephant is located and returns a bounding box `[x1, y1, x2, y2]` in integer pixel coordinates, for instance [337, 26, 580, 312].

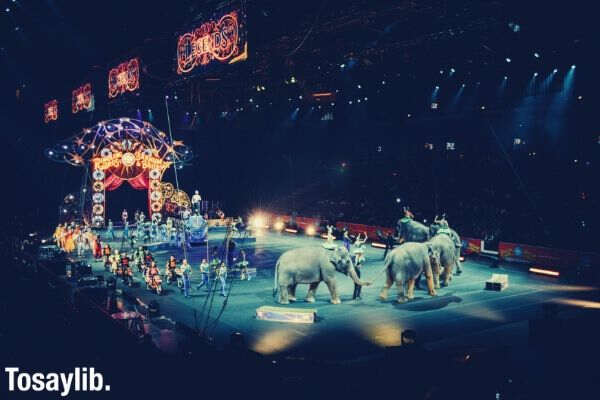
[396, 217, 430, 243]
[429, 222, 463, 275]
[379, 242, 439, 303]
[273, 246, 370, 304]
[427, 233, 459, 288]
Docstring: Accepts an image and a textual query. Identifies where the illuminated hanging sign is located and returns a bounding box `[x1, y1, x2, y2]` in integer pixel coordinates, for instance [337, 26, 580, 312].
[176, 10, 247, 74]
[92, 150, 171, 176]
[44, 100, 58, 123]
[108, 58, 140, 98]
[72, 83, 93, 113]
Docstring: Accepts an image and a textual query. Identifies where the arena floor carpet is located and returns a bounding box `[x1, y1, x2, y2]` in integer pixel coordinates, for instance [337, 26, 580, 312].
[79, 228, 599, 361]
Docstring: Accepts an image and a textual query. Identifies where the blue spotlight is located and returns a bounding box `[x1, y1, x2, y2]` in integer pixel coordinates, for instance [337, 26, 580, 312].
[505, 57, 511, 63]
[504, 76, 508, 80]
[533, 72, 538, 77]
[571, 65, 576, 69]
[534, 52, 540, 58]
[553, 68, 558, 73]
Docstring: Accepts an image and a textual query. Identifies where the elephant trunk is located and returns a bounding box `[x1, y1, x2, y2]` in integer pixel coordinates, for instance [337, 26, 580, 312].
[348, 266, 371, 286]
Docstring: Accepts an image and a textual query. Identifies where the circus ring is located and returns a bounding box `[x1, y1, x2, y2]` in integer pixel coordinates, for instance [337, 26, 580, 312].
[45, 118, 193, 227]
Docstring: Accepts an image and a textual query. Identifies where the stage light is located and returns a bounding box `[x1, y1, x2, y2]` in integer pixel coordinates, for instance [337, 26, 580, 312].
[504, 76, 508, 80]
[534, 52, 540, 58]
[480, 105, 486, 110]
[396, 197, 401, 203]
[381, 80, 386, 85]
[330, 102, 335, 106]
[577, 95, 583, 100]
[357, 99, 361, 103]
[273, 221, 284, 231]
[450, 68, 455, 73]
[348, 100, 353, 104]
[298, 95, 302, 99]
[462, 83, 466, 87]
[249, 98, 253, 103]
[5, 8, 10, 12]
[435, 85, 439, 90]
[174, 95, 178, 100]
[529, 267, 560, 277]
[357, 84, 362, 89]
[505, 57, 511, 63]
[305, 226, 317, 236]
[364, 97, 368, 101]
[533, 72, 538, 77]
[250, 214, 267, 229]
[553, 68, 558, 73]
[49, 151, 54, 155]
[459, 256, 465, 262]
[439, 70, 444, 74]
[407, 113, 411, 118]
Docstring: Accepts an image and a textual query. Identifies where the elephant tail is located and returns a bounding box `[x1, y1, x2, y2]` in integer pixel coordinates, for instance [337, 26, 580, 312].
[373, 253, 393, 285]
[272, 259, 280, 298]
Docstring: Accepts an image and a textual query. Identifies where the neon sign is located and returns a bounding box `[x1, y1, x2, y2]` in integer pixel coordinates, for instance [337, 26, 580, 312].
[72, 83, 93, 113]
[92, 151, 171, 174]
[108, 58, 140, 98]
[44, 100, 58, 123]
[177, 10, 246, 74]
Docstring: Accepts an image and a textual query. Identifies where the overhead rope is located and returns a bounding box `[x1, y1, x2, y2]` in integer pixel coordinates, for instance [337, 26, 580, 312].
[164, 96, 188, 262]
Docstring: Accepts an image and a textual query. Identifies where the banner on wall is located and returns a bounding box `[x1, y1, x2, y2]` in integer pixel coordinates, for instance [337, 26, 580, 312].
[336, 221, 394, 240]
[461, 237, 482, 255]
[108, 58, 140, 98]
[499, 242, 599, 269]
[44, 100, 58, 123]
[176, 8, 248, 75]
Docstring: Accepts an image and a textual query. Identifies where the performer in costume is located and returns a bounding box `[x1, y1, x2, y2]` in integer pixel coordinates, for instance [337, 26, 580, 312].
[351, 232, 368, 300]
[239, 250, 250, 280]
[121, 209, 129, 225]
[342, 228, 351, 252]
[191, 190, 202, 214]
[165, 255, 178, 284]
[177, 259, 191, 288]
[107, 219, 115, 240]
[196, 259, 210, 290]
[123, 220, 130, 239]
[216, 262, 227, 296]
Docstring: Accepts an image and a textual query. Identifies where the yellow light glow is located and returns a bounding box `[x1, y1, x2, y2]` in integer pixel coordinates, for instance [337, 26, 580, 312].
[249, 214, 266, 229]
[250, 329, 303, 355]
[284, 228, 298, 234]
[553, 298, 600, 309]
[305, 226, 316, 236]
[529, 267, 560, 277]
[273, 221, 284, 231]
[360, 322, 404, 347]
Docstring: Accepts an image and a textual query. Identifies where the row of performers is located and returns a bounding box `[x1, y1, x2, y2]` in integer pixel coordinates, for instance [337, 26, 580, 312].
[100, 246, 250, 297]
[106, 215, 202, 246]
[53, 222, 103, 257]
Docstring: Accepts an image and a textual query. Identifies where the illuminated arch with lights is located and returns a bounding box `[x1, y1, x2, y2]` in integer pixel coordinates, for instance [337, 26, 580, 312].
[45, 118, 193, 227]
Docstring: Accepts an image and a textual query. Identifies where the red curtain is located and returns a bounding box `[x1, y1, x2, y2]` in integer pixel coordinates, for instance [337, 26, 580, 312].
[128, 173, 149, 190]
[104, 173, 124, 191]
[104, 172, 149, 191]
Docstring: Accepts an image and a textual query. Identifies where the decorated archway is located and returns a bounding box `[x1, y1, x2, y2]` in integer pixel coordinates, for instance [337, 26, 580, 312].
[46, 118, 193, 227]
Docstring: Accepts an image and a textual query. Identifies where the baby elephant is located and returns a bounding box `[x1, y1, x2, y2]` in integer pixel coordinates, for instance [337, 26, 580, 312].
[379, 242, 439, 303]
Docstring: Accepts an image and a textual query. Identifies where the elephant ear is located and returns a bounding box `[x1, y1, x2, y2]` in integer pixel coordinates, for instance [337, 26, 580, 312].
[329, 246, 342, 265]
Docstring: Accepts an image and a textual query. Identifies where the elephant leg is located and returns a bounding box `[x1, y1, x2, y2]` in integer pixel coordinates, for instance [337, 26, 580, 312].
[278, 285, 290, 304]
[395, 279, 407, 303]
[425, 273, 437, 296]
[455, 256, 463, 274]
[379, 274, 393, 301]
[441, 263, 452, 287]
[406, 279, 416, 300]
[306, 282, 319, 303]
[325, 280, 341, 304]
[288, 284, 297, 302]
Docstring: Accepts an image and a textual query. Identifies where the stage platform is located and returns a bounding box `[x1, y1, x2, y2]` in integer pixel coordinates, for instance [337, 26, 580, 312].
[75, 228, 599, 361]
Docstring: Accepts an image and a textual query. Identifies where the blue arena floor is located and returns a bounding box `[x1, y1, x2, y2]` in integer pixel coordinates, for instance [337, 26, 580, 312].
[78, 228, 600, 362]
